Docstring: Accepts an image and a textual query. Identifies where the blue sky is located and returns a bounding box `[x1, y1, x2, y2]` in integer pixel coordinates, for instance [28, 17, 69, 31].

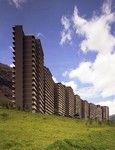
[0, 0, 115, 115]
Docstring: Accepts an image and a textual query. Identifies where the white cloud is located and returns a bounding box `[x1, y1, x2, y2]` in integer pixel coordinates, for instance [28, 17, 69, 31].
[60, 16, 72, 45]
[36, 33, 45, 39]
[77, 86, 101, 100]
[61, 16, 71, 30]
[68, 53, 115, 98]
[61, 0, 115, 100]
[102, 0, 112, 15]
[62, 80, 77, 93]
[9, 0, 27, 8]
[97, 99, 115, 115]
[60, 0, 115, 53]
[62, 70, 69, 77]
[72, 3, 115, 54]
[52, 76, 58, 83]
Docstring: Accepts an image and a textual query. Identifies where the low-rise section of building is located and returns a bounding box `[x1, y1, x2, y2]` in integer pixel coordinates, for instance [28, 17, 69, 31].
[65, 87, 74, 117]
[101, 106, 109, 121]
[54, 83, 66, 116]
[74, 95, 82, 118]
[82, 100, 89, 119]
[44, 66, 54, 114]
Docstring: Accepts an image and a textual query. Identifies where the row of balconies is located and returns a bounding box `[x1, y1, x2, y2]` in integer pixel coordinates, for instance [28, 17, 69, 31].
[45, 104, 54, 110]
[45, 107, 54, 113]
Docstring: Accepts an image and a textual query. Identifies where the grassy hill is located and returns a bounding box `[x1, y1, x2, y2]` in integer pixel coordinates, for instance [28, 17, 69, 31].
[0, 108, 115, 150]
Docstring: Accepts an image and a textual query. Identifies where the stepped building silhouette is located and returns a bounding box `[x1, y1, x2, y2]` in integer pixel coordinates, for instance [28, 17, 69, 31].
[12, 25, 109, 121]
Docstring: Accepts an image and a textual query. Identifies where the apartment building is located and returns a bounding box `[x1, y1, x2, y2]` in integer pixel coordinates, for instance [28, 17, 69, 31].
[82, 100, 89, 119]
[54, 83, 66, 116]
[89, 103, 96, 119]
[11, 25, 109, 121]
[65, 86, 74, 117]
[12, 25, 44, 112]
[44, 66, 54, 114]
[96, 105, 102, 121]
[74, 94, 82, 118]
[101, 106, 109, 121]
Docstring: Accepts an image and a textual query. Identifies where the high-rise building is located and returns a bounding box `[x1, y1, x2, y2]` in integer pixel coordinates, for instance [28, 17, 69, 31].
[89, 103, 96, 119]
[44, 66, 54, 114]
[82, 100, 89, 119]
[54, 83, 66, 116]
[12, 25, 44, 112]
[96, 105, 102, 121]
[65, 86, 74, 117]
[11, 25, 109, 121]
[101, 106, 109, 121]
[74, 95, 82, 118]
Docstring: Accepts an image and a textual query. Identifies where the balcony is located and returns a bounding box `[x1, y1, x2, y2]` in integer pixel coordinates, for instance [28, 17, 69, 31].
[12, 90, 15, 94]
[13, 41, 15, 45]
[13, 56, 15, 60]
[13, 51, 15, 55]
[12, 31, 15, 36]
[12, 75, 15, 79]
[13, 36, 15, 40]
[12, 27, 15, 30]
[12, 69, 15, 74]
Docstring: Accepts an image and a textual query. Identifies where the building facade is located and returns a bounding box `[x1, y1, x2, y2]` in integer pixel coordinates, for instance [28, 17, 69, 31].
[12, 25, 44, 112]
[82, 100, 89, 119]
[11, 25, 109, 121]
[89, 103, 96, 119]
[101, 106, 109, 121]
[54, 83, 66, 116]
[44, 66, 54, 114]
[96, 105, 102, 121]
[65, 86, 74, 117]
[74, 95, 82, 118]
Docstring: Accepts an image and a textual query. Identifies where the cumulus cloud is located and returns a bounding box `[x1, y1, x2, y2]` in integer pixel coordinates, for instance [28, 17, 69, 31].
[68, 53, 115, 98]
[77, 86, 101, 100]
[60, 16, 72, 45]
[97, 99, 115, 115]
[60, 0, 115, 53]
[61, 0, 115, 100]
[72, 4, 115, 54]
[102, 0, 112, 15]
[9, 0, 27, 8]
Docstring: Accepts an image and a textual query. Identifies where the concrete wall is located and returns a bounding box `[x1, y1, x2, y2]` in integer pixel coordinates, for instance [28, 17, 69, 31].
[82, 100, 89, 119]
[65, 87, 74, 117]
[44, 66, 54, 114]
[54, 83, 66, 116]
[89, 103, 96, 120]
[74, 95, 82, 118]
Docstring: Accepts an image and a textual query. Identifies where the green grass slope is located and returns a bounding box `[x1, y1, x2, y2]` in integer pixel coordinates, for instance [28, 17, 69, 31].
[0, 108, 115, 150]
